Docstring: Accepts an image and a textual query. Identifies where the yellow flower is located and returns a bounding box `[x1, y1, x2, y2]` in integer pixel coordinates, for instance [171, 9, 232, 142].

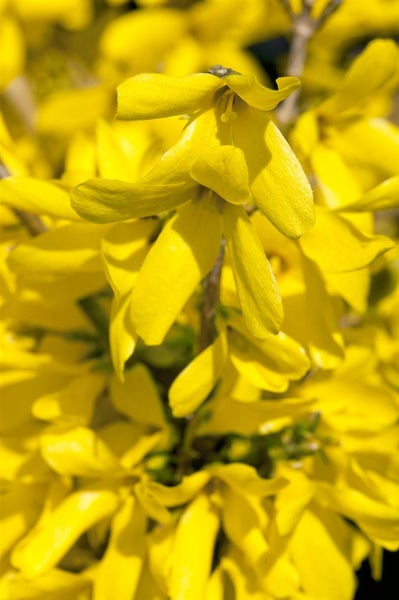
[72, 70, 314, 344]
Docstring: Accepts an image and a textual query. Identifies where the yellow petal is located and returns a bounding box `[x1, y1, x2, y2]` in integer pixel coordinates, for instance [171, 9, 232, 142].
[0, 483, 43, 561]
[8, 223, 107, 276]
[310, 143, 362, 209]
[222, 548, 270, 599]
[37, 87, 111, 137]
[283, 255, 345, 369]
[111, 363, 167, 429]
[300, 207, 394, 272]
[232, 107, 314, 238]
[223, 203, 283, 337]
[72, 108, 216, 223]
[119, 431, 163, 469]
[32, 373, 105, 424]
[99, 8, 185, 76]
[0, 370, 72, 434]
[134, 560, 169, 600]
[169, 493, 220, 600]
[319, 39, 399, 115]
[71, 176, 193, 223]
[290, 507, 356, 600]
[117, 73, 221, 119]
[222, 488, 269, 572]
[227, 318, 310, 392]
[209, 463, 287, 496]
[191, 144, 251, 205]
[204, 567, 225, 600]
[39, 425, 123, 477]
[95, 119, 136, 181]
[316, 482, 399, 551]
[144, 471, 210, 507]
[12, 487, 120, 578]
[325, 269, 369, 314]
[0, 177, 80, 221]
[93, 495, 146, 600]
[0, 568, 91, 600]
[147, 520, 175, 594]
[336, 119, 399, 178]
[109, 293, 137, 380]
[0, 16, 25, 89]
[262, 516, 300, 597]
[275, 470, 315, 536]
[134, 481, 171, 524]
[131, 198, 222, 345]
[226, 74, 300, 111]
[341, 175, 399, 212]
[169, 333, 228, 417]
[101, 220, 155, 298]
[306, 379, 398, 433]
[198, 395, 315, 437]
[63, 130, 96, 187]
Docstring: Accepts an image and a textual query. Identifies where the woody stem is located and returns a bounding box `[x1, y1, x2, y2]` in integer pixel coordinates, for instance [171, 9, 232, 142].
[198, 238, 226, 352]
[277, 0, 342, 128]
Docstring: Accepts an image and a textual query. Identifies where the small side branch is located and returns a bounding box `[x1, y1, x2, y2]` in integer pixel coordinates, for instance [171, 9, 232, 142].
[277, 0, 342, 128]
[12, 208, 48, 237]
[1, 164, 48, 237]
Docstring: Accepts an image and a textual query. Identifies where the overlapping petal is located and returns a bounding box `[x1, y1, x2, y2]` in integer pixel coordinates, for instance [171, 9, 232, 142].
[223, 203, 283, 337]
[232, 105, 314, 238]
[131, 197, 222, 344]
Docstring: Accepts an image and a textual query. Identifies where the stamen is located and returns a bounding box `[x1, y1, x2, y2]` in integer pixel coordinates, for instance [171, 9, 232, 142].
[220, 91, 237, 123]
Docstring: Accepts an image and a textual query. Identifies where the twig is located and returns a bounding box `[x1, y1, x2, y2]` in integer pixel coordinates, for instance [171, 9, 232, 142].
[1, 164, 48, 237]
[3, 76, 36, 133]
[277, 0, 342, 128]
[12, 208, 48, 236]
[176, 228, 226, 478]
[198, 238, 226, 352]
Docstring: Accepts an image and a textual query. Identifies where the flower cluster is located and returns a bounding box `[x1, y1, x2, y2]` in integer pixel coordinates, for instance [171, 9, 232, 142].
[1, 1, 399, 599]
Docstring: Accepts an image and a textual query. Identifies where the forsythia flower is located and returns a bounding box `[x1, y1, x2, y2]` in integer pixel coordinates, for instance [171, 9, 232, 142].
[1, 2, 399, 599]
[72, 70, 314, 344]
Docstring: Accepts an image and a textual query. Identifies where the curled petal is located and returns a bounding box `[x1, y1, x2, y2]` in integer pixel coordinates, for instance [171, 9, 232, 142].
[225, 74, 300, 111]
[11, 487, 120, 578]
[300, 207, 394, 272]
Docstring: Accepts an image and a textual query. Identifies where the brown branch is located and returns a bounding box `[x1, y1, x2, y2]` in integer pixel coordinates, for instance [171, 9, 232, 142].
[198, 238, 226, 352]
[1, 164, 48, 237]
[12, 208, 48, 237]
[277, 0, 342, 128]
